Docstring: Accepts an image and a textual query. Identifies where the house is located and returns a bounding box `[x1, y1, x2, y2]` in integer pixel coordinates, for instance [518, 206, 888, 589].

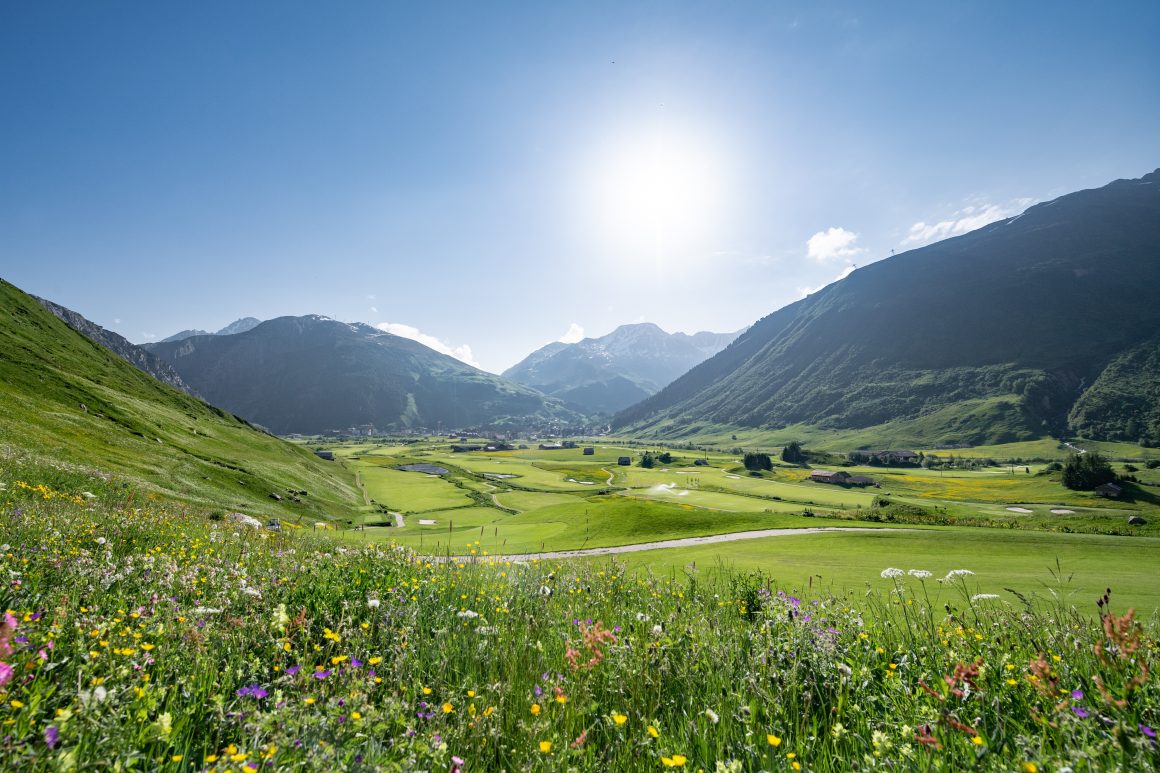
[582, 447, 595, 455]
[617, 456, 632, 466]
[1095, 482, 1123, 498]
[314, 450, 335, 461]
[809, 470, 851, 484]
[539, 442, 564, 451]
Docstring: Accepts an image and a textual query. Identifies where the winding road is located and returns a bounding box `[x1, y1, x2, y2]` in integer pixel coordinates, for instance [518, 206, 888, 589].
[436, 526, 908, 562]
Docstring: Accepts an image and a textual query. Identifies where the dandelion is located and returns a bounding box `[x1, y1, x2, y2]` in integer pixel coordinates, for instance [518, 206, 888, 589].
[530, 703, 541, 716]
[442, 702, 454, 714]
[538, 740, 552, 753]
[880, 568, 904, 578]
[767, 734, 782, 747]
[612, 712, 628, 726]
[1022, 764, 1038, 773]
[648, 725, 660, 738]
[661, 754, 687, 767]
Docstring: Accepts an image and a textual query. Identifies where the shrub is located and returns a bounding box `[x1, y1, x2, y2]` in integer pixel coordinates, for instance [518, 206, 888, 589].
[1061, 452, 1116, 490]
[743, 452, 772, 472]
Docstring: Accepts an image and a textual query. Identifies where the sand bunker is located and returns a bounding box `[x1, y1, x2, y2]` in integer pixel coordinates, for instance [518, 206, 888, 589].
[418, 519, 436, 525]
[1006, 507, 1033, 513]
[1050, 509, 1075, 515]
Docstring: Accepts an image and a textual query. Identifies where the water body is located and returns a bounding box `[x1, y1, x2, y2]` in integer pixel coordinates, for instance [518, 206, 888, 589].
[397, 463, 449, 475]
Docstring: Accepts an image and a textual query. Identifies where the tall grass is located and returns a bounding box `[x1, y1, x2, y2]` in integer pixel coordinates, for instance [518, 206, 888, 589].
[0, 458, 1156, 771]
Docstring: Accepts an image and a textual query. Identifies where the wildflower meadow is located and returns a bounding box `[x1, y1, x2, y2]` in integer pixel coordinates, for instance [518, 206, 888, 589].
[0, 459, 1157, 771]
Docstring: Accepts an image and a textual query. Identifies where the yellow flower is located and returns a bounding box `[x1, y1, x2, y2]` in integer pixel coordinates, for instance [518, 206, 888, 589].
[9, 701, 23, 709]
[786, 752, 796, 759]
[204, 755, 219, 763]
[483, 706, 495, 717]
[442, 702, 454, 714]
[661, 754, 687, 767]
[555, 694, 568, 704]
[530, 703, 541, 716]
[1006, 678, 1018, 686]
[467, 689, 476, 697]
[1022, 765, 1038, 773]
[141, 643, 155, 651]
[304, 697, 315, 705]
[171, 755, 183, 763]
[972, 736, 984, 746]
[539, 740, 552, 753]
[368, 657, 383, 665]
[612, 712, 627, 726]
[422, 687, 432, 695]
[792, 763, 801, 771]
[767, 734, 782, 747]
[648, 725, 659, 738]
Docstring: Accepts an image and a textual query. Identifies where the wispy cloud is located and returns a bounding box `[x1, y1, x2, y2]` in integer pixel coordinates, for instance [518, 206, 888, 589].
[557, 323, 585, 344]
[806, 227, 865, 262]
[369, 306, 378, 314]
[375, 322, 480, 368]
[798, 264, 857, 298]
[902, 197, 1035, 247]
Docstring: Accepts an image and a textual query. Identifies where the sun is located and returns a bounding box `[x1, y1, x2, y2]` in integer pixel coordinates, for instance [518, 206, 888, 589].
[581, 127, 729, 264]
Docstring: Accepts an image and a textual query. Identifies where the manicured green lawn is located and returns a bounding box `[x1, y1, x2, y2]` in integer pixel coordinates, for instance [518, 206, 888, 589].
[358, 464, 473, 512]
[607, 528, 1160, 613]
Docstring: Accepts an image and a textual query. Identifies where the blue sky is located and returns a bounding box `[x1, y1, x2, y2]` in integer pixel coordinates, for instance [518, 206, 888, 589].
[2, 1, 1158, 372]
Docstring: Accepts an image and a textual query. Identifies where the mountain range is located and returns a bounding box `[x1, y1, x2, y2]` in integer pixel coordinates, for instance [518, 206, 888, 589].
[502, 323, 743, 414]
[614, 169, 1160, 447]
[160, 317, 263, 343]
[144, 316, 578, 434]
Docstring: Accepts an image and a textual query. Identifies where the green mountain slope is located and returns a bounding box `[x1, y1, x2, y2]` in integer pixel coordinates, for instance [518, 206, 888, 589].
[615, 169, 1160, 446]
[1068, 333, 1160, 445]
[0, 278, 361, 522]
[146, 315, 578, 434]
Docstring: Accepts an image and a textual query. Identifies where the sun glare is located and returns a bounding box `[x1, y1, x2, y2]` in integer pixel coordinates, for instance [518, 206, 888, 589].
[582, 128, 729, 264]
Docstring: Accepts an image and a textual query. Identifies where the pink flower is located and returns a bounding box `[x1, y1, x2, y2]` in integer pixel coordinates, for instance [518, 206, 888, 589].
[0, 662, 13, 687]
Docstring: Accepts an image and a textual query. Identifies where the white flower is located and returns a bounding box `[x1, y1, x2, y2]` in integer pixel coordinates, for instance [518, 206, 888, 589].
[636, 612, 650, 622]
[476, 626, 497, 636]
[538, 585, 552, 597]
[242, 587, 262, 598]
[457, 610, 480, 619]
[971, 593, 1000, 601]
[907, 569, 932, 579]
[705, 708, 720, 724]
[651, 624, 664, 638]
[943, 569, 976, 581]
[95, 537, 107, 546]
[880, 568, 904, 578]
[367, 598, 381, 609]
[0, 544, 9, 552]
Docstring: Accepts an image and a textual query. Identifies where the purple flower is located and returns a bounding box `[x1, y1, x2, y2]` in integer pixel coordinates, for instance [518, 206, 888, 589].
[350, 657, 363, 668]
[44, 726, 59, 749]
[1072, 706, 1090, 718]
[285, 665, 300, 676]
[236, 684, 268, 699]
[1071, 689, 1084, 700]
[313, 669, 331, 680]
[534, 686, 543, 697]
[1142, 724, 1157, 739]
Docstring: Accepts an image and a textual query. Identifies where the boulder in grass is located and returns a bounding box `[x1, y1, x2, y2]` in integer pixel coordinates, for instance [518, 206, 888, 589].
[269, 492, 282, 501]
[1128, 515, 1147, 526]
[227, 512, 262, 529]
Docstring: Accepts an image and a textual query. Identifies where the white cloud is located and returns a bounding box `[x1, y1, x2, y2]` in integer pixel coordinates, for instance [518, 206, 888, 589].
[557, 323, 585, 344]
[798, 263, 857, 298]
[369, 306, 378, 314]
[807, 227, 865, 262]
[113, 318, 121, 325]
[375, 322, 481, 368]
[141, 332, 156, 340]
[902, 197, 1035, 247]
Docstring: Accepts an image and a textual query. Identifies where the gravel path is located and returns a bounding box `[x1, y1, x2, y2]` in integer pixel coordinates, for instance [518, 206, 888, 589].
[435, 527, 907, 561]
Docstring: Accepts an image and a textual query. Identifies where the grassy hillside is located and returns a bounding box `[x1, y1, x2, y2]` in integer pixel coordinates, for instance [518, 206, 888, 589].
[0, 278, 361, 523]
[1069, 332, 1160, 445]
[616, 170, 1160, 447]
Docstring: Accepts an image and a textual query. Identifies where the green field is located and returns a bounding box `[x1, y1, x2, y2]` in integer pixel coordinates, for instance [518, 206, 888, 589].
[323, 439, 1160, 621]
